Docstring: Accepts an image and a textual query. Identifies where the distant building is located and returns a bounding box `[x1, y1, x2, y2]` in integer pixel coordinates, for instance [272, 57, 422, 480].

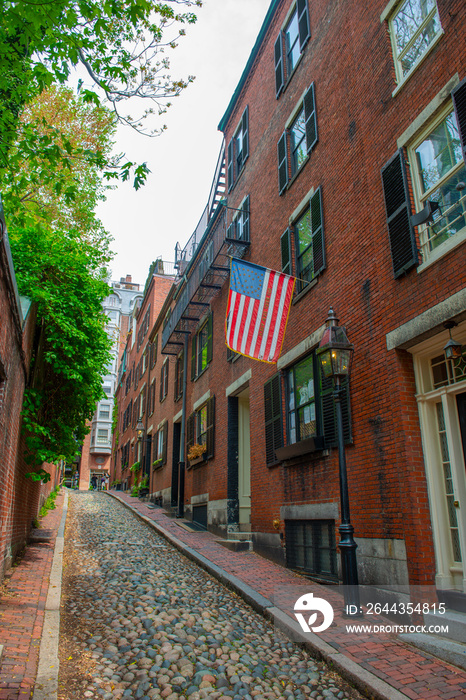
[78, 275, 143, 490]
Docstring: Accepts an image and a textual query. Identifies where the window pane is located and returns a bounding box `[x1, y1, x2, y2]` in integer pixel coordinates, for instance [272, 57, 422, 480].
[295, 355, 314, 405]
[285, 9, 300, 73]
[416, 113, 462, 194]
[290, 108, 306, 175]
[393, 0, 440, 76]
[296, 209, 312, 255]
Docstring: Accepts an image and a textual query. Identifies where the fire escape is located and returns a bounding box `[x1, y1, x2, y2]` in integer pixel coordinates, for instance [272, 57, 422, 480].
[162, 142, 250, 354]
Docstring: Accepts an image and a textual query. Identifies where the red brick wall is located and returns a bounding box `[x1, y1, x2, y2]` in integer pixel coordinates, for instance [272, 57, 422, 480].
[0, 243, 62, 581]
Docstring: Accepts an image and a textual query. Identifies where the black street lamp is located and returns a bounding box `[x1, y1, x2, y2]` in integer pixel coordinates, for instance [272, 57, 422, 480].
[318, 308, 362, 617]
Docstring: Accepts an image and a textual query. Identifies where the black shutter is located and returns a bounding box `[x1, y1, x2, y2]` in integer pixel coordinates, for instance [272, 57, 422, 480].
[242, 196, 250, 241]
[297, 0, 310, 50]
[264, 374, 283, 465]
[162, 422, 168, 465]
[281, 229, 291, 274]
[160, 365, 164, 401]
[311, 187, 326, 276]
[304, 82, 318, 154]
[278, 132, 288, 194]
[206, 313, 213, 364]
[227, 138, 234, 191]
[226, 222, 235, 240]
[320, 374, 351, 447]
[242, 106, 249, 163]
[164, 361, 168, 397]
[206, 396, 215, 459]
[274, 33, 284, 97]
[381, 149, 418, 278]
[191, 335, 196, 380]
[452, 77, 466, 164]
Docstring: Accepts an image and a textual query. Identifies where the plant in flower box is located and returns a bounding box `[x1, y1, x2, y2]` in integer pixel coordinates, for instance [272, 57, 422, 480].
[187, 443, 207, 462]
[152, 458, 163, 468]
[130, 461, 141, 473]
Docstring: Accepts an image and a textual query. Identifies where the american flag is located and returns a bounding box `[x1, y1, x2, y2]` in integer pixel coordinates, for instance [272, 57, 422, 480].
[225, 258, 295, 363]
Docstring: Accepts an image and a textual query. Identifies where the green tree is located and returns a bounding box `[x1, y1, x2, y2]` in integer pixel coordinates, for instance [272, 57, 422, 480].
[0, 0, 202, 179]
[3, 85, 116, 235]
[9, 220, 113, 469]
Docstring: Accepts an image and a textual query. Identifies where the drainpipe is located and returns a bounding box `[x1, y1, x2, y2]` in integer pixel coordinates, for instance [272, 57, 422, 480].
[177, 332, 189, 517]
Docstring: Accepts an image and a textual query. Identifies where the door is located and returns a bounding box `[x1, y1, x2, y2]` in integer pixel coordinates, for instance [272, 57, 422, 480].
[238, 389, 251, 529]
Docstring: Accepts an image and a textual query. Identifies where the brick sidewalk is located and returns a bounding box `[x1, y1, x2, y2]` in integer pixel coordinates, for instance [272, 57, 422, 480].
[0, 490, 65, 700]
[112, 492, 466, 700]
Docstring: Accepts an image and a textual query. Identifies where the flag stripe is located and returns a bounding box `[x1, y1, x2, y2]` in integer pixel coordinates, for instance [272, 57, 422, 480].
[225, 258, 295, 363]
[268, 275, 294, 361]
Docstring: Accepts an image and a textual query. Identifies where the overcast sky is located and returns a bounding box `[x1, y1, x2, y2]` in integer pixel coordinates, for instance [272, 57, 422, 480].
[97, 0, 271, 287]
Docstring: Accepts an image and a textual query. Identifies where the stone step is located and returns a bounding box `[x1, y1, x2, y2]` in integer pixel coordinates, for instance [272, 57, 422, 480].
[216, 539, 251, 552]
[423, 608, 466, 645]
[400, 633, 466, 672]
[226, 531, 253, 541]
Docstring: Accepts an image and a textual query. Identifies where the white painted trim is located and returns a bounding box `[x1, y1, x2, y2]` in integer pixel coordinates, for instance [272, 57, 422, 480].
[380, 0, 399, 23]
[173, 409, 183, 423]
[386, 289, 466, 351]
[396, 75, 459, 148]
[285, 87, 308, 130]
[193, 390, 211, 411]
[157, 418, 167, 431]
[226, 369, 252, 397]
[289, 186, 315, 225]
[277, 325, 326, 369]
[417, 228, 466, 274]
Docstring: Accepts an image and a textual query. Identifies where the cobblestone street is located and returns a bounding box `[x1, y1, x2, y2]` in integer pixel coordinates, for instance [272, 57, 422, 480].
[60, 493, 362, 700]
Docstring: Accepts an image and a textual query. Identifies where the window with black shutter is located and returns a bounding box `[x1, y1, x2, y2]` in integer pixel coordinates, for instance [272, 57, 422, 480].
[320, 373, 352, 447]
[186, 396, 215, 464]
[381, 149, 418, 278]
[278, 83, 317, 193]
[264, 374, 283, 465]
[274, 0, 310, 99]
[191, 313, 213, 379]
[453, 78, 466, 163]
[160, 360, 168, 401]
[294, 187, 326, 293]
[227, 106, 249, 190]
[281, 229, 291, 274]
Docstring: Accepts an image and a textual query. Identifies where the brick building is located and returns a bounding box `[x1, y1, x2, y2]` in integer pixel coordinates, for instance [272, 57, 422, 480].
[0, 200, 61, 581]
[78, 275, 143, 490]
[112, 268, 176, 493]
[112, 0, 466, 607]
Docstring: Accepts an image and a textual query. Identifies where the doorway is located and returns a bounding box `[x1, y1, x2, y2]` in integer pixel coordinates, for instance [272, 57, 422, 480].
[238, 388, 251, 530]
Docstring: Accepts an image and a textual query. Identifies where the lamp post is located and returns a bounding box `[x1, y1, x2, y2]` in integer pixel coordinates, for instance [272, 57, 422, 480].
[318, 308, 362, 617]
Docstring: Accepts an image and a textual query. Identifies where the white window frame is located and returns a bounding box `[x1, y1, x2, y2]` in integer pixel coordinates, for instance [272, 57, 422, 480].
[382, 0, 443, 93]
[408, 103, 466, 269]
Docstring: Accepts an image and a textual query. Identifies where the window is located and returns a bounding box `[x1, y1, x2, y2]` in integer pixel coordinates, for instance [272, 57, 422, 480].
[155, 422, 168, 466]
[191, 314, 213, 380]
[103, 385, 112, 395]
[275, 0, 310, 97]
[148, 379, 156, 416]
[150, 334, 158, 369]
[97, 428, 109, 444]
[285, 519, 338, 581]
[227, 196, 250, 242]
[278, 83, 317, 193]
[287, 354, 316, 443]
[227, 107, 249, 191]
[174, 351, 184, 401]
[186, 397, 215, 461]
[142, 345, 148, 375]
[281, 187, 325, 294]
[410, 107, 466, 260]
[388, 0, 442, 84]
[160, 359, 169, 401]
[267, 351, 351, 460]
[99, 404, 110, 419]
[137, 305, 151, 350]
[139, 386, 146, 417]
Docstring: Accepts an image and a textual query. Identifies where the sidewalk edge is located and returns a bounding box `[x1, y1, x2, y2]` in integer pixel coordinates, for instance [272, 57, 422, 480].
[32, 491, 69, 700]
[106, 493, 410, 700]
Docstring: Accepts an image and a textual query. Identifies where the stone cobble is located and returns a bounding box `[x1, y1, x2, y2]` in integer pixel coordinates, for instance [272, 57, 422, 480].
[62, 493, 362, 700]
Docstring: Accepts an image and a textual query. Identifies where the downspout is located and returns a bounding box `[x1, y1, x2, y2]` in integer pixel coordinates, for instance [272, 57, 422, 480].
[177, 332, 189, 517]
